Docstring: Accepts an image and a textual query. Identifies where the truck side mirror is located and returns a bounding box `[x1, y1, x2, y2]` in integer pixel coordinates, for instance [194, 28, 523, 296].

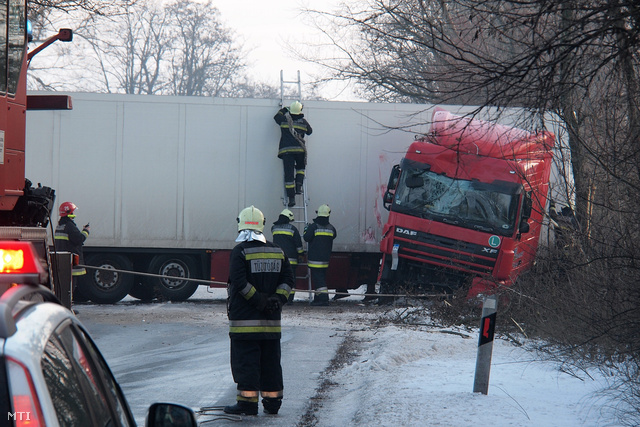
[518, 221, 530, 234]
[383, 191, 393, 210]
[383, 165, 401, 211]
[522, 191, 532, 220]
[387, 165, 400, 191]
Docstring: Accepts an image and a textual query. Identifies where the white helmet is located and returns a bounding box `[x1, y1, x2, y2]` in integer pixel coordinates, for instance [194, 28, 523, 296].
[289, 101, 303, 115]
[280, 209, 295, 221]
[317, 204, 331, 217]
[237, 206, 265, 232]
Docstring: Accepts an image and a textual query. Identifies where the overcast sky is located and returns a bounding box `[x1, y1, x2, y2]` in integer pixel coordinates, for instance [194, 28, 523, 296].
[212, 0, 355, 100]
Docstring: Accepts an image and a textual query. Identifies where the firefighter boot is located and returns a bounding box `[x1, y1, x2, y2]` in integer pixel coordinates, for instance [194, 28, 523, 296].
[310, 293, 329, 306]
[223, 400, 258, 416]
[262, 397, 282, 415]
[295, 182, 303, 194]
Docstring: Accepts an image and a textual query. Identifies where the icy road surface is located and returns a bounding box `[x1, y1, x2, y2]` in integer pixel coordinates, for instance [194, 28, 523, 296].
[79, 287, 618, 426]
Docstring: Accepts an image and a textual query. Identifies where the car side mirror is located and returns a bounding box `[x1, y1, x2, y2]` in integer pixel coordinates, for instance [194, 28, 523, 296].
[146, 403, 198, 427]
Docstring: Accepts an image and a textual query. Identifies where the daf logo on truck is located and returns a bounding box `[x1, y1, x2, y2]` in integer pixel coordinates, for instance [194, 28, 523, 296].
[395, 227, 418, 236]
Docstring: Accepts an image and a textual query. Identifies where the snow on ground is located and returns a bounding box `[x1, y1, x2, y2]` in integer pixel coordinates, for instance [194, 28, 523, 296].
[285, 287, 620, 427]
[314, 324, 615, 426]
[115, 286, 621, 426]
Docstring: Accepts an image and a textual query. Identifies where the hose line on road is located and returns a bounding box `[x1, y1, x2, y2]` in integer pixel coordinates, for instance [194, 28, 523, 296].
[79, 264, 451, 299]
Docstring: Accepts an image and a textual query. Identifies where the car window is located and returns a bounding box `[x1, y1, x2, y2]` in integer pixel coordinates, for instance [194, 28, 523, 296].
[72, 325, 133, 427]
[42, 333, 95, 426]
[42, 321, 133, 427]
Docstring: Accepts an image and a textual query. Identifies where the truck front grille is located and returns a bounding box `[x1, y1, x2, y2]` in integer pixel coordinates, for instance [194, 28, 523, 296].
[392, 229, 497, 275]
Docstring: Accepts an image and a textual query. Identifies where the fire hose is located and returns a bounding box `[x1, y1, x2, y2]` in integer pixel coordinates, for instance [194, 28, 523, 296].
[79, 264, 450, 299]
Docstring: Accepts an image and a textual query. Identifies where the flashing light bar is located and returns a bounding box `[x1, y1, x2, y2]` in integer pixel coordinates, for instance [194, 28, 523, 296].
[0, 249, 25, 272]
[0, 241, 47, 285]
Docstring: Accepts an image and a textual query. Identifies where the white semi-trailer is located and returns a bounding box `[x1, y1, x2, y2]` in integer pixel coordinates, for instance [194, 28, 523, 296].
[27, 93, 439, 303]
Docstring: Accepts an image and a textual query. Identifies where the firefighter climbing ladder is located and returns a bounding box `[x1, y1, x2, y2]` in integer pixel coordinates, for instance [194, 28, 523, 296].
[280, 70, 312, 298]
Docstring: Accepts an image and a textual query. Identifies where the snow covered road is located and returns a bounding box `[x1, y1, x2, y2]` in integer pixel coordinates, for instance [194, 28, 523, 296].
[78, 288, 618, 426]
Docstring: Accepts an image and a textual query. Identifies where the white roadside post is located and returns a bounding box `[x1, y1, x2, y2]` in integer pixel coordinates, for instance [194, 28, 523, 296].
[473, 294, 498, 395]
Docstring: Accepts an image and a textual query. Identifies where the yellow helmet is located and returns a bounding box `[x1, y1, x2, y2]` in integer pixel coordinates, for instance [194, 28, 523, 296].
[317, 204, 331, 217]
[289, 101, 303, 115]
[280, 209, 295, 221]
[237, 206, 265, 232]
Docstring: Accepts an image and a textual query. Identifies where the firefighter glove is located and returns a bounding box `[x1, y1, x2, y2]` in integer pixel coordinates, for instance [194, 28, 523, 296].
[264, 296, 282, 315]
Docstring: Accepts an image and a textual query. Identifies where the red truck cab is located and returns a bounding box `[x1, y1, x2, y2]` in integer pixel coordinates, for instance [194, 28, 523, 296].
[379, 108, 555, 298]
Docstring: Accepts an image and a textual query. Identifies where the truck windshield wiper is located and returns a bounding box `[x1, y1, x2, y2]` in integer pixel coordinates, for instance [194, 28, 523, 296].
[473, 224, 493, 232]
[442, 218, 459, 225]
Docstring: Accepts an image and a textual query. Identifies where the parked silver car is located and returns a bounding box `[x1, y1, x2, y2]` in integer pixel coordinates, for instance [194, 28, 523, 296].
[0, 241, 197, 426]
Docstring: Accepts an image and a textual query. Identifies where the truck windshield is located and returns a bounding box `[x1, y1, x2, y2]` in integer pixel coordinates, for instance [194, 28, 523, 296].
[392, 161, 521, 236]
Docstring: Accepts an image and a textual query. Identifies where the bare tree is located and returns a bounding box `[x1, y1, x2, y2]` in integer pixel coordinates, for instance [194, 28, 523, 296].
[28, 0, 251, 97]
[164, 0, 246, 97]
[29, 0, 138, 17]
[74, 1, 170, 94]
[310, 1, 640, 421]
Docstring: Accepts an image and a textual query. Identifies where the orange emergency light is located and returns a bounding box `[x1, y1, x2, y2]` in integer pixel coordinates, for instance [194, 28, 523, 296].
[0, 241, 47, 285]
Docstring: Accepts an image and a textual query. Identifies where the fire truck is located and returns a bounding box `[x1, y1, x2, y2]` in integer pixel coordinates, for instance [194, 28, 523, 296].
[378, 108, 570, 298]
[0, 1, 72, 301]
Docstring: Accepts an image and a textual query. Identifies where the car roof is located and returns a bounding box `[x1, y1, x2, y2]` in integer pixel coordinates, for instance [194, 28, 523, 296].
[0, 289, 88, 426]
[2, 298, 74, 361]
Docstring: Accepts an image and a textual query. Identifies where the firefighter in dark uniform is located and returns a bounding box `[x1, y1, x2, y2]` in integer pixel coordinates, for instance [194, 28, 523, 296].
[303, 204, 337, 306]
[224, 206, 295, 416]
[271, 208, 304, 302]
[54, 202, 90, 295]
[274, 101, 312, 207]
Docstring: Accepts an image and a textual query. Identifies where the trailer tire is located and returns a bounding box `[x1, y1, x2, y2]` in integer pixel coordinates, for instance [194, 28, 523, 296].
[128, 281, 156, 302]
[145, 255, 198, 302]
[83, 254, 134, 304]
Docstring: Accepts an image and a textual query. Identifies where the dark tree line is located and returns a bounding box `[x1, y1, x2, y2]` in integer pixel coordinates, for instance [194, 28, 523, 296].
[27, 0, 281, 97]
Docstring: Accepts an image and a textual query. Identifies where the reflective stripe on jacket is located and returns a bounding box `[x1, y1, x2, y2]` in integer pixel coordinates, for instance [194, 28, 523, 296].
[274, 108, 312, 158]
[54, 216, 88, 276]
[271, 222, 304, 266]
[303, 217, 337, 268]
[228, 240, 295, 340]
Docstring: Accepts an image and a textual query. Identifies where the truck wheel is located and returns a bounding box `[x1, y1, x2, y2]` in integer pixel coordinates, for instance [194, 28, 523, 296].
[145, 255, 198, 302]
[128, 281, 156, 302]
[83, 254, 134, 304]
